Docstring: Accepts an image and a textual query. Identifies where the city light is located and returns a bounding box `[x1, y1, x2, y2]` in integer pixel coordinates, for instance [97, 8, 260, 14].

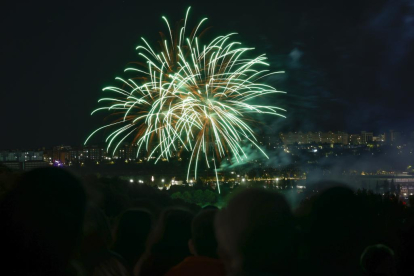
[130, 179, 133, 183]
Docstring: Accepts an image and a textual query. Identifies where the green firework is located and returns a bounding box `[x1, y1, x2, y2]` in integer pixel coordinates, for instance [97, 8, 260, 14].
[85, 7, 286, 193]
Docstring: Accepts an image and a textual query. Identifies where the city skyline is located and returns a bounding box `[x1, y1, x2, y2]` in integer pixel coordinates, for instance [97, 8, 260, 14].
[1, 129, 410, 151]
[2, 129, 413, 177]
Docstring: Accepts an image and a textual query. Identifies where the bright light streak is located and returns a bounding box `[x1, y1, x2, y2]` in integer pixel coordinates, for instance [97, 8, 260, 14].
[86, 7, 286, 194]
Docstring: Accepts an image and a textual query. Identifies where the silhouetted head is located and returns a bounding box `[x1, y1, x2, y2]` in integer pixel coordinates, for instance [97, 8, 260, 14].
[305, 184, 369, 275]
[132, 198, 162, 219]
[309, 183, 356, 219]
[83, 204, 113, 248]
[1, 167, 86, 275]
[361, 244, 396, 276]
[112, 208, 153, 266]
[80, 204, 113, 272]
[148, 207, 194, 255]
[190, 209, 219, 258]
[215, 188, 294, 275]
[138, 207, 194, 276]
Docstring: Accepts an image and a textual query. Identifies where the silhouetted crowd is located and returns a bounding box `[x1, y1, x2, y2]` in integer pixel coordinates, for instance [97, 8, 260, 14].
[1, 167, 414, 276]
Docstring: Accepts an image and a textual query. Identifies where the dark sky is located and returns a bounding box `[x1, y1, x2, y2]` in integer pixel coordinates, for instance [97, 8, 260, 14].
[1, 0, 413, 149]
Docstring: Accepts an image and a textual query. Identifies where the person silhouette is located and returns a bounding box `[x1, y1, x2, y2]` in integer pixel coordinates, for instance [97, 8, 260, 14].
[1, 167, 86, 275]
[215, 188, 296, 276]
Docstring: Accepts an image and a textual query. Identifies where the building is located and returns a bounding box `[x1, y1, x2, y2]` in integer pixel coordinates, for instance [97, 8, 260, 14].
[349, 134, 362, 145]
[0, 151, 23, 162]
[279, 132, 307, 145]
[0, 150, 44, 162]
[23, 161, 49, 171]
[280, 131, 349, 145]
[361, 131, 373, 144]
[68, 145, 107, 162]
[49, 146, 71, 163]
[373, 134, 385, 142]
[386, 130, 402, 144]
[384, 130, 414, 145]
[1, 162, 22, 170]
[116, 144, 138, 160]
[0, 150, 48, 171]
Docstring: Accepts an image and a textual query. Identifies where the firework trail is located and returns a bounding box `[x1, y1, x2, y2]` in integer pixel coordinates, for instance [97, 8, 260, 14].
[85, 7, 286, 192]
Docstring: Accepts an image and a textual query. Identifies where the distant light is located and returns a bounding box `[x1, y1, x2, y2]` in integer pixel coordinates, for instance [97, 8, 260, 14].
[130, 179, 133, 183]
[151, 176, 154, 182]
[242, 178, 245, 182]
[161, 179, 164, 183]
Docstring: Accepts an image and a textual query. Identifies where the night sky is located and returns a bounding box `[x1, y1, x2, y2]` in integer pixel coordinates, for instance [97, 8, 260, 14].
[2, 0, 413, 149]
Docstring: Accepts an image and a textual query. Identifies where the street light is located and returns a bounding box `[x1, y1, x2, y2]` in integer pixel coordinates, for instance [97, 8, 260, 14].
[130, 179, 133, 183]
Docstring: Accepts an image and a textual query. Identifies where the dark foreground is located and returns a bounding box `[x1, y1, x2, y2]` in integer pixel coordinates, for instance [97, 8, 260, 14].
[1, 167, 412, 276]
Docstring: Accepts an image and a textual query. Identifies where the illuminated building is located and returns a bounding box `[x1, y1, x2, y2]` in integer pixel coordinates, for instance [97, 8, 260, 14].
[349, 134, 362, 145]
[0, 150, 44, 162]
[361, 131, 373, 144]
[373, 134, 385, 142]
[280, 131, 349, 145]
[68, 145, 106, 162]
[0, 150, 47, 171]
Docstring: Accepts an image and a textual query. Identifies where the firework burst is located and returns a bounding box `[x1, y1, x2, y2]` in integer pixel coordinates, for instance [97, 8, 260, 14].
[85, 7, 286, 192]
